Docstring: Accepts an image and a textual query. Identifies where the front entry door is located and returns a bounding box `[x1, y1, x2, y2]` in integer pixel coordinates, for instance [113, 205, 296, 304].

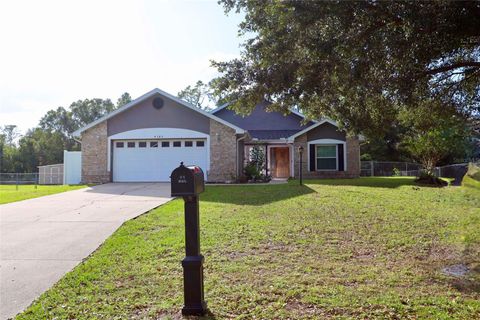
[272, 147, 290, 178]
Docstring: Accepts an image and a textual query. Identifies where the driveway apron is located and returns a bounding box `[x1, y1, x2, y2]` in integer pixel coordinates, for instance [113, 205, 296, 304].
[0, 183, 172, 319]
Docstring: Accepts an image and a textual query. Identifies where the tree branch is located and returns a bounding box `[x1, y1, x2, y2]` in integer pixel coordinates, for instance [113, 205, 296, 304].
[424, 61, 480, 75]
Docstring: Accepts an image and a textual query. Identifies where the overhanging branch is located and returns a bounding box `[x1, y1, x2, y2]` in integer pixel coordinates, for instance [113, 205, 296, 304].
[424, 61, 480, 75]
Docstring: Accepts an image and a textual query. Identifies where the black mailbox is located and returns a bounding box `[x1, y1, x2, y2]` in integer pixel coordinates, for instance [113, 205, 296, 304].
[171, 162, 205, 197]
[170, 162, 208, 315]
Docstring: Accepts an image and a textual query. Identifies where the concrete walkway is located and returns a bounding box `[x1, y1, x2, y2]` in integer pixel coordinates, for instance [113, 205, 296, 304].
[0, 183, 172, 320]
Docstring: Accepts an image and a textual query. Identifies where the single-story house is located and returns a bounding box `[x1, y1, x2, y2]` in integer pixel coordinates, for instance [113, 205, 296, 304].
[72, 88, 360, 183]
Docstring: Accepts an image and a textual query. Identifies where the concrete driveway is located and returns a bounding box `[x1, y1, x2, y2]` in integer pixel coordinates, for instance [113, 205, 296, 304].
[0, 183, 172, 320]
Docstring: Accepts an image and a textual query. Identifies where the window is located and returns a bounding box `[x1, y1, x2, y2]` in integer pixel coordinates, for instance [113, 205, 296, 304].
[139, 141, 147, 148]
[150, 141, 158, 148]
[185, 141, 193, 147]
[116, 142, 124, 148]
[316, 145, 337, 170]
[196, 141, 205, 147]
[127, 142, 135, 148]
[161, 141, 170, 147]
[173, 141, 181, 147]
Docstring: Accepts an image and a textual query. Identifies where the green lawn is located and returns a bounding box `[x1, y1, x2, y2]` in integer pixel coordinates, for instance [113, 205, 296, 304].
[463, 163, 480, 191]
[18, 178, 480, 319]
[0, 184, 86, 204]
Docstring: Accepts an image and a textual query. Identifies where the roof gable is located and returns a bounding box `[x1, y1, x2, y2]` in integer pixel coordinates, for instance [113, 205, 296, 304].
[72, 88, 245, 136]
[287, 119, 340, 141]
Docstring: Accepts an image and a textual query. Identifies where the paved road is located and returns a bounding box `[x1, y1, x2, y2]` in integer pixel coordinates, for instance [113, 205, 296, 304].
[0, 183, 172, 319]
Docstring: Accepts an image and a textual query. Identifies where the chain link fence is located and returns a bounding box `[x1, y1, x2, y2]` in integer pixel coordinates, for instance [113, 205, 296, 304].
[434, 163, 469, 185]
[0, 172, 64, 186]
[0, 173, 39, 185]
[361, 161, 474, 185]
[361, 161, 422, 177]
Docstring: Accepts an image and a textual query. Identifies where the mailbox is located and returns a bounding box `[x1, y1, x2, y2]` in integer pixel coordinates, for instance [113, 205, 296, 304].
[170, 162, 207, 315]
[171, 162, 205, 197]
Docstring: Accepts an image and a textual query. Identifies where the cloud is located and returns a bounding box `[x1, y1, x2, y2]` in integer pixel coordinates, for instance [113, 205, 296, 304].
[0, 0, 244, 134]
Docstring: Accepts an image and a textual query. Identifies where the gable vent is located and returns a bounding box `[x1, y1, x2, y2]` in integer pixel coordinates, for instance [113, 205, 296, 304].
[153, 97, 164, 109]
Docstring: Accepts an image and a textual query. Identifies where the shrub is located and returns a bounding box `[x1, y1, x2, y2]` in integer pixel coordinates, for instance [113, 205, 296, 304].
[392, 168, 401, 176]
[244, 163, 261, 181]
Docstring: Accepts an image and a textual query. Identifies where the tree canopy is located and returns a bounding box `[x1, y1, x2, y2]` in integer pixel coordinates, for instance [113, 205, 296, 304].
[1, 93, 129, 173]
[0, 125, 21, 146]
[212, 0, 480, 135]
[116, 92, 132, 108]
[178, 80, 215, 110]
[178, 80, 230, 110]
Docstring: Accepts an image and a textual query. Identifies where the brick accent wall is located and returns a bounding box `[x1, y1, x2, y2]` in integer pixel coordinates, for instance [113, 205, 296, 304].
[293, 133, 360, 179]
[81, 121, 110, 184]
[209, 119, 237, 182]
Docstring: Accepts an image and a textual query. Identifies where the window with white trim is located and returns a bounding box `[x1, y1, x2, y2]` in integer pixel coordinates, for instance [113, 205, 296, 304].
[316, 145, 337, 170]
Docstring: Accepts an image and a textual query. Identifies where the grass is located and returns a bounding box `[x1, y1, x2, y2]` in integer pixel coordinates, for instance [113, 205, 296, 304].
[463, 175, 480, 191]
[0, 184, 86, 204]
[462, 163, 480, 191]
[18, 177, 480, 319]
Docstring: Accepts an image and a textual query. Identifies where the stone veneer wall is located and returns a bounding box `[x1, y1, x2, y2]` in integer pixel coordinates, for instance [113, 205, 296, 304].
[81, 121, 111, 184]
[293, 134, 360, 178]
[209, 119, 237, 182]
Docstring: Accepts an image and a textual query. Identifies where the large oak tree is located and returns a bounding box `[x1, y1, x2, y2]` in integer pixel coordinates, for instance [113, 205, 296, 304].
[212, 0, 480, 135]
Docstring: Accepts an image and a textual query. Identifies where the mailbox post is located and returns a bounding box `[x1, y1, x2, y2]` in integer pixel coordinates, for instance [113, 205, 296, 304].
[171, 162, 207, 316]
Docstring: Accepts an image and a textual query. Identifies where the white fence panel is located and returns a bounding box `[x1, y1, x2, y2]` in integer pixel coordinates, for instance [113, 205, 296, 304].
[38, 164, 64, 184]
[63, 150, 82, 185]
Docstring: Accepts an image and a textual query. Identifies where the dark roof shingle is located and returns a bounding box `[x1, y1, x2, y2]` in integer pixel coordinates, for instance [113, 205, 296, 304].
[248, 130, 300, 140]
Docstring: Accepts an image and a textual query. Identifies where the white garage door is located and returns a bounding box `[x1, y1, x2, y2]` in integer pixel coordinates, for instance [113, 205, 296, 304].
[113, 139, 208, 182]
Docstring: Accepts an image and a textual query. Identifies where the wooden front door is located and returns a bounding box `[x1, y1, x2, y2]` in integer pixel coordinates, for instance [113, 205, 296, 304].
[272, 147, 290, 178]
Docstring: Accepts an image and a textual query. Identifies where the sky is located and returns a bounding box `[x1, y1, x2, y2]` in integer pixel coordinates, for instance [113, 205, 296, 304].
[0, 0, 245, 133]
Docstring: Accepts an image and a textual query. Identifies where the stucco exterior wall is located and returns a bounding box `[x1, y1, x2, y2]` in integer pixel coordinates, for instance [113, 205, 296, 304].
[293, 133, 360, 179]
[209, 119, 237, 182]
[81, 121, 110, 184]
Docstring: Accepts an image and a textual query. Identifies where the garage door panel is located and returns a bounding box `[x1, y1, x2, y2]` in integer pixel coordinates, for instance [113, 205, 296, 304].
[113, 140, 208, 182]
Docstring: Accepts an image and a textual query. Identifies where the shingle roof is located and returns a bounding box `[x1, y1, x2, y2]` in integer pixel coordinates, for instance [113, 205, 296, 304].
[248, 130, 300, 140]
[212, 101, 315, 132]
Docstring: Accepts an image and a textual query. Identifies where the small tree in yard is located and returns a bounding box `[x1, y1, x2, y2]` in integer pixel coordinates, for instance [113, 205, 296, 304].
[400, 100, 472, 181]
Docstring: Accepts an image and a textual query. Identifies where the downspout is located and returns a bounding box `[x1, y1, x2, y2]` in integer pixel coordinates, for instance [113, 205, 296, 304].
[236, 133, 247, 180]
